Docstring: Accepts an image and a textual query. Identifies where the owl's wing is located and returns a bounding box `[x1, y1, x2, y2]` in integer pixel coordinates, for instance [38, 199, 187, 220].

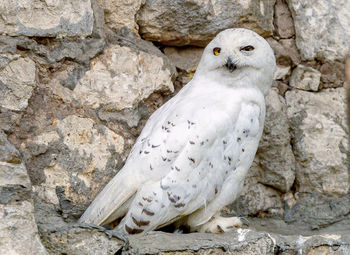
[79, 87, 196, 225]
[80, 86, 264, 231]
[116, 100, 263, 234]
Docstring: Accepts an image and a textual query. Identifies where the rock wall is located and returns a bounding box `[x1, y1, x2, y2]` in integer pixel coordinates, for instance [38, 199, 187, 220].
[0, 0, 349, 254]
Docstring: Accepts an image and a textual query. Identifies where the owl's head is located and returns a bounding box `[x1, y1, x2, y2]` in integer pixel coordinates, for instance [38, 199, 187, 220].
[195, 28, 276, 95]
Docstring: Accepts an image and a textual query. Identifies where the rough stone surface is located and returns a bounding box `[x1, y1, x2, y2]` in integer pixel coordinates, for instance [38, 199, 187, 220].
[229, 180, 283, 217]
[256, 88, 295, 192]
[274, 0, 295, 39]
[320, 61, 346, 89]
[0, 0, 94, 37]
[290, 65, 321, 91]
[0, 132, 48, 255]
[1, 0, 349, 253]
[163, 47, 203, 73]
[21, 115, 124, 208]
[0, 56, 36, 111]
[97, 0, 144, 34]
[51, 44, 175, 111]
[41, 226, 123, 255]
[286, 88, 349, 196]
[267, 38, 301, 67]
[137, 0, 276, 46]
[284, 192, 350, 230]
[288, 0, 350, 61]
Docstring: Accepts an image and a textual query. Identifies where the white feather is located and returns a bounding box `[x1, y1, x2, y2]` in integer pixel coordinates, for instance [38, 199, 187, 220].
[79, 28, 276, 235]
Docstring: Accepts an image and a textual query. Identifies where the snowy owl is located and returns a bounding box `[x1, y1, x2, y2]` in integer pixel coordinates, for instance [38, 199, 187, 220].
[79, 28, 276, 235]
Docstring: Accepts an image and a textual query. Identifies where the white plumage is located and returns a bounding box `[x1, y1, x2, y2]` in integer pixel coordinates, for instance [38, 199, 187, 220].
[79, 28, 276, 234]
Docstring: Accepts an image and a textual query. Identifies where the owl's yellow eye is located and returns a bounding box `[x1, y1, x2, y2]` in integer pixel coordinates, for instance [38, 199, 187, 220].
[213, 47, 221, 56]
[240, 45, 255, 51]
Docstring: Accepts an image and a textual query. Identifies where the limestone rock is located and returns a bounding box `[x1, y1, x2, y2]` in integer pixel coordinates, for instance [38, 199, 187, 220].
[163, 47, 203, 73]
[288, 0, 350, 61]
[22, 115, 124, 209]
[267, 38, 301, 67]
[0, 0, 94, 37]
[285, 88, 349, 196]
[284, 192, 350, 230]
[290, 65, 321, 91]
[229, 181, 283, 217]
[0, 201, 48, 255]
[41, 226, 123, 255]
[0, 132, 47, 255]
[137, 0, 276, 46]
[320, 61, 346, 89]
[0, 56, 36, 111]
[97, 0, 144, 34]
[274, 0, 295, 39]
[256, 88, 296, 192]
[274, 65, 291, 81]
[52, 44, 175, 111]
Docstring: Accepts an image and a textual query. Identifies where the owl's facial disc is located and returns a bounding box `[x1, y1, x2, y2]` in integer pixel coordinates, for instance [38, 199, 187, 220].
[226, 57, 237, 72]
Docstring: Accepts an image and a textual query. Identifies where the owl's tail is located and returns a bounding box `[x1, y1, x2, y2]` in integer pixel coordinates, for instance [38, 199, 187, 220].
[79, 168, 138, 226]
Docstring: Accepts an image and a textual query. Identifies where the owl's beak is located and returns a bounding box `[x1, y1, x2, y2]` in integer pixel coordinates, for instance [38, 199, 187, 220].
[226, 57, 237, 72]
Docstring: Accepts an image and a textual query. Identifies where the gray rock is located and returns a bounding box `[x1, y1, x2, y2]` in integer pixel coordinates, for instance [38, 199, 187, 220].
[290, 65, 321, 91]
[164, 46, 203, 73]
[41, 226, 123, 255]
[96, 0, 144, 34]
[267, 38, 301, 67]
[22, 115, 124, 208]
[0, 0, 94, 37]
[51, 43, 175, 111]
[0, 132, 48, 255]
[137, 0, 276, 46]
[285, 88, 349, 196]
[320, 61, 346, 89]
[229, 181, 283, 217]
[274, 0, 295, 39]
[257, 88, 296, 192]
[0, 56, 36, 111]
[284, 192, 350, 230]
[288, 0, 350, 61]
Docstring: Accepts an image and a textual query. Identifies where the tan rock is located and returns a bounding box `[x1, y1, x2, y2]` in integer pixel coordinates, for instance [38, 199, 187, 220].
[290, 65, 321, 91]
[320, 61, 346, 89]
[256, 88, 296, 192]
[41, 227, 123, 255]
[52, 44, 174, 110]
[0, 201, 48, 255]
[274, 0, 295, 38]
[137, 0, 276, 46]
[0, 132, 47, 255]
[163, 47, 203, 73]
[267, 38, 301, 67]
[288, 0, 350, 61]
[0, 0, 94, 37]
[286, 88, 349, 196]
[97, 0, 144, 34]
[0, 57, 36, 111]
[25, 115, 124, 206]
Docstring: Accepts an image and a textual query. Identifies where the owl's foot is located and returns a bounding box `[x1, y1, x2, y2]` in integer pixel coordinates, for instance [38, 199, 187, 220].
[199, 216, 244, 233]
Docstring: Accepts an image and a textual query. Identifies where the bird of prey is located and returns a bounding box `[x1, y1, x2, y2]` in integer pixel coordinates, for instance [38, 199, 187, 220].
[79, 28, 276, 235]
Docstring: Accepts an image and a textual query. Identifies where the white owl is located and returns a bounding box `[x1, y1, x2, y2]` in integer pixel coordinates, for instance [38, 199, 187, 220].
[79, 28, 276, 235]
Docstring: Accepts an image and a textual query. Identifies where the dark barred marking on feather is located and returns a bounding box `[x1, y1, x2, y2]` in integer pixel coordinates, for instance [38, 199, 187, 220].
[174, 203, 186, 208]
[142, 197, 152, 202]
[125, 224, 144, 234]
[188, 157, 195, 163]
[132, 216, 150, 227]
[142, 208, 155, 216]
